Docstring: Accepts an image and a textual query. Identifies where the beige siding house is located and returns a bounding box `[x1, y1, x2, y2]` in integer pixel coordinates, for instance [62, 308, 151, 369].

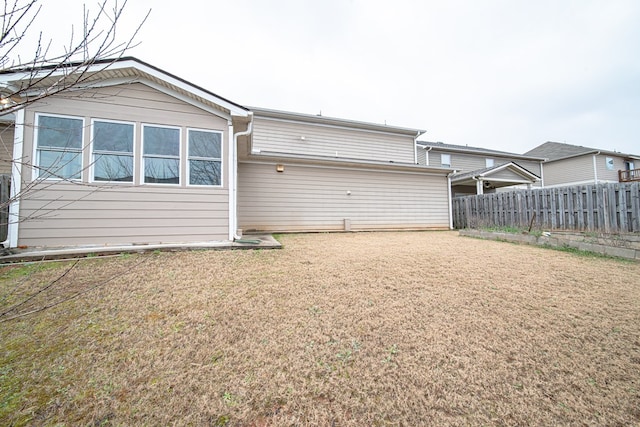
[525, 141, 640, 187]
[237, 108, 452, 233]
[417, 141, 544, 196]
[0, 57, 453, 249]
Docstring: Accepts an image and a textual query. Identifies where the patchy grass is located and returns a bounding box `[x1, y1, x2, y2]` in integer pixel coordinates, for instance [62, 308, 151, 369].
[482, 225, 543, 237]
[1, 231, 640, 426]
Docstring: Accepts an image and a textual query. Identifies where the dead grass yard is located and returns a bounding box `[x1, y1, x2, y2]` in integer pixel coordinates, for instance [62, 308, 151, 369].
[1, 231, 640, 426]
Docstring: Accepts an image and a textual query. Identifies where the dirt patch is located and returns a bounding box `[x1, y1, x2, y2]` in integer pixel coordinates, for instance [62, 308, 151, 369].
[1, 231, 639, 426]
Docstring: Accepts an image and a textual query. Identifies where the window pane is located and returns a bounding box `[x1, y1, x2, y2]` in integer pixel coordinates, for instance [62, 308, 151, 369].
[189, 130, 221, 158]
[94, 154, 133, 182]
[38, 149, 82, 179]
[37, 116, 83, 149]
[189, 160, 221, 185]
[143, 126, 179, 156]
[144, 157, 179, 184]
[94, 121, 133, 152]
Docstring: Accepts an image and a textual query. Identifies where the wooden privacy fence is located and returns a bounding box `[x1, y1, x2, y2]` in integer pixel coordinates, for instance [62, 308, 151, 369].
[452, 182, 640, 233]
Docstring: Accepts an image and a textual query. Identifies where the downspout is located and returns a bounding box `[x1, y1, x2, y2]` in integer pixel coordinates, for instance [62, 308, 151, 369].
[540, 162, 544, 188]
[413, 132, 419, 164]
[230, 112, 253, 240]
[447, 170, 456, 229]
[424, 145, 432, 166]
[592, 151, 600, 184]
[3, 109, 24, 248]
[472, 176, 483, 195]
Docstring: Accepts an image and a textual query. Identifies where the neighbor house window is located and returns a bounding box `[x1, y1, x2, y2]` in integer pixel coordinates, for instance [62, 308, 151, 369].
[187, 129, 222, 186]
[486, 158, 494, 167]
[441, 153, 451, 167]
[34, 114, 84, 180]
[142, 124, 180, 184]
[605, 157, 614, 170]
[92, 120, 134, 182]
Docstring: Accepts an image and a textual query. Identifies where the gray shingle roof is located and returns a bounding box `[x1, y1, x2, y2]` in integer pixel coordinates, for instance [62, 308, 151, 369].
[525, 141, 640, 161]
[523, 141, 596, 160]
[451, 162, 539, 182]
[417, 141, 544, 160]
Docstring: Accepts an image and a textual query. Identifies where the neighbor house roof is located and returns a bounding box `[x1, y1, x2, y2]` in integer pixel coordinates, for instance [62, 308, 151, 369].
[451, 162, 540, 184]
[525, 141, 640, 162]
[417, 141, 545, 161]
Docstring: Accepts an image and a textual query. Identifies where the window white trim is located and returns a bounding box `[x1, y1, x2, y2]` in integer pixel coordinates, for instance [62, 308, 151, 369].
[32, 112, 85, 182]
[186, 127, 224, 188]
[90, 118, 136, 184]
[141, 123, 182, 186]
[441, 153, 451, 168]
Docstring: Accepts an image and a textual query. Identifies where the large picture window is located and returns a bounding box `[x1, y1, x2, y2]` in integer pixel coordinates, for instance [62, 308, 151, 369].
[92, 120, 134, 182]
[35, 114, 84, 180]
[187, 129, 222, 186]
[142, 125, 180, 184]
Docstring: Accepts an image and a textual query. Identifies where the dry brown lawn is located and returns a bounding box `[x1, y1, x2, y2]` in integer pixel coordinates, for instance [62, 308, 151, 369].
[1, 231, 640, 426]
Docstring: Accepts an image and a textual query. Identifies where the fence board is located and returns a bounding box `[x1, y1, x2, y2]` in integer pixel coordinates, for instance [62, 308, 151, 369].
[452, 182, 640, 233]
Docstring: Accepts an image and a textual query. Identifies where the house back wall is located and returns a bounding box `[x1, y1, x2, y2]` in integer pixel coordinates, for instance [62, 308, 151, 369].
[18, 83, 231, 247]
[238, 162, 450, 232]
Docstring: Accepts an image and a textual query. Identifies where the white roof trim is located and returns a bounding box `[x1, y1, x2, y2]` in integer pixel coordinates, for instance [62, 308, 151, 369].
[0, 58, 249, 118]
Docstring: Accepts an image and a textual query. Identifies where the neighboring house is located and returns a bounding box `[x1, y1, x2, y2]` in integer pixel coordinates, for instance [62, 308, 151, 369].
[416, 141, 544, 196]
[0, 57, 453, 249]
[525, 141, 640, 187]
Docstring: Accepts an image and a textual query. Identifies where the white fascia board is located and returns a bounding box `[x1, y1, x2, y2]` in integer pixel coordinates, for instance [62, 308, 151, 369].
[112, 61, 249, 117]
[479, 162, 540, 180]
[2, 59, 249, 118]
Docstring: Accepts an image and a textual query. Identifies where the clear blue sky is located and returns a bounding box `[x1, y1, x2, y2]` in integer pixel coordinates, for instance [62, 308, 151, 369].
[30, 0, 640, 155]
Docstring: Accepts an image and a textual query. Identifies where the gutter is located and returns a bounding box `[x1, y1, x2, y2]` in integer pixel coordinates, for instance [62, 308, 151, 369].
[230, 113, 254, 241]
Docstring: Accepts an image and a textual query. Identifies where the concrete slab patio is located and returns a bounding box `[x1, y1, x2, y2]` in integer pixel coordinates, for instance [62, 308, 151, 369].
[0, 234, 282, 264]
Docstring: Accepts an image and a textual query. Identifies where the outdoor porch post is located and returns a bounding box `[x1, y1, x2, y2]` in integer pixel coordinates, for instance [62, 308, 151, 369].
[476, 179, 484, 195]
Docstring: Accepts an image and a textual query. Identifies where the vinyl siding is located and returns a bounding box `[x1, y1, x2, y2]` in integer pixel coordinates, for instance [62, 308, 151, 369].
[595, 154, 625, 182]
[252, 117, 416, 163]
[238, 162, 450, 232]
[19, 184, 228, 246]
[0, 123, 13, 175]
[18, 83, 231, 247]
[543, 155, 595, 186]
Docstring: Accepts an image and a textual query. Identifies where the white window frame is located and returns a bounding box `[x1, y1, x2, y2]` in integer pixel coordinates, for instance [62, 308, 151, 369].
[441, 153, 451, 168]
[605, 157, 614, 170]
[33, 113, 85, 182]
[486, 158, 494, 168]
[186, 128, 223, 187]
[90, 118, 135, 184]
[141, 123, 182, 186]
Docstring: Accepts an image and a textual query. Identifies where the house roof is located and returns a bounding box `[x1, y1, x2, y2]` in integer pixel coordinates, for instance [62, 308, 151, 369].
[250, 106, 426, 137]
[525, 141, 640, 162]
[0, 56, 250, 118]
[451, 162, 540, 186]
[417, 141, 545, 161]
